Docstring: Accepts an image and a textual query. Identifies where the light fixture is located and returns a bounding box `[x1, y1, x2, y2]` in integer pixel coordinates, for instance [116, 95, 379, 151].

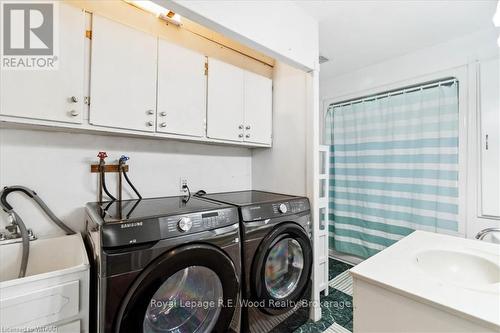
[125, 0, 182, 26]
[493, 1, 500, 27]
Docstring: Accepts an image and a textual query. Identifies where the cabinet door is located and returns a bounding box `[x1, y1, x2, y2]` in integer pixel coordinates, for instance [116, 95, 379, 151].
[479, 57, 500, 218]
[89, 15, 157, 132]
[244, 71, 272, 145]
[0, 3, 85, 124]
[157, 39, 206, 137]
[207, 58, 244, 142]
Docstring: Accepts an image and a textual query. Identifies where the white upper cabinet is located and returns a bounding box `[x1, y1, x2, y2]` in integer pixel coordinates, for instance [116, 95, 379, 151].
[478, 57, 500, 218]
[157, 39, 206, 137]
[207, 58, 272, 144]
[0, 4, 85, 124]
[244, 71, 272, 145]
[0, 9, 273, 147]
[207, 58, 245, 142]
[89, 15, 157, 132]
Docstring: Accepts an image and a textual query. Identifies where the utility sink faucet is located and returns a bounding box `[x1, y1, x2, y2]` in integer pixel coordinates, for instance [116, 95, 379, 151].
[0, 215, 36, 243]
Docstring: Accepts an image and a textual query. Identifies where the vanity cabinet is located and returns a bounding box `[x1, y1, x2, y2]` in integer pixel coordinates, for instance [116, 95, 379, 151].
[89, 14, 157, 132]
[351, 231, 500, 333]
[0, 4, 85, 124]
[478, 57, 500, 218]
[157, 39, 206, 137]
[207, 58, 272, 144]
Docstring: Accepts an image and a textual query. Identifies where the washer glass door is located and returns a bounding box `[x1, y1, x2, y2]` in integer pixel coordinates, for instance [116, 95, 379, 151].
[144, 266, 223, 333]
[264, 238, 304, 299]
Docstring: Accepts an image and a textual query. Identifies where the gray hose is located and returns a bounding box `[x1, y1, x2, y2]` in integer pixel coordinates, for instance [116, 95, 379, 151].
[9, 211, 30, 278]
[0, 185, 76, 278]
[32, 195, 75, 235]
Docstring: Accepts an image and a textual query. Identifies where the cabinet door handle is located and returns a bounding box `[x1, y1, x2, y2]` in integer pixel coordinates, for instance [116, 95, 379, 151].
[245, 134, 250, 138]
[238, 125, 244, 130]
[160, 122, 167, 128]
[245, 125, 251, 130]
[70, 96, 78, 103]
[70, 110, 79, 117]
[146, 110, 154, 115]
[238, 134, 243, 138]
[160, 112, 167, 117]
[486, 134, 489, 150]
[146, 121, 154, 127]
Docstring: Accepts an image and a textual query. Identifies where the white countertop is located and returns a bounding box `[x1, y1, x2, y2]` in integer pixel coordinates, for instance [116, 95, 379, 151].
[350, 231, 500, 330]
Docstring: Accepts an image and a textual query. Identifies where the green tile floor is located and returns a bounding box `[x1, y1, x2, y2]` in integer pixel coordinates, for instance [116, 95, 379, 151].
[294, 258, 353, 333]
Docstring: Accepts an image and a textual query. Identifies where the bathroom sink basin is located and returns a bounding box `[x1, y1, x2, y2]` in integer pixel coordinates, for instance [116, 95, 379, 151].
[416, 249, 500, 286]
[351, 231, 500, 331]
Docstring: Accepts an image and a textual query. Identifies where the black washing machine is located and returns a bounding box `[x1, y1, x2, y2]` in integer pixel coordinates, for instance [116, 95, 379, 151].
[198, 190, 313, 333]
[85, 196, 241, 333]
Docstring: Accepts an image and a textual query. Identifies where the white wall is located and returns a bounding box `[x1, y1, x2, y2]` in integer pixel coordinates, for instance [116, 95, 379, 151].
[252, 62, 308, 195]
[320, 28, 498, 99]
[160, 0, 319, 71]
[320, 27, 500, 240]
[0, 129, 252, 236]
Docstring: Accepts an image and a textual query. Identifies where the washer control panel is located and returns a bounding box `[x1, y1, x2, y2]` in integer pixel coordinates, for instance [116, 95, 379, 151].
[201, 211, 227, 229]
[163, 208, 239, 237]
[178, 217, 193, 232]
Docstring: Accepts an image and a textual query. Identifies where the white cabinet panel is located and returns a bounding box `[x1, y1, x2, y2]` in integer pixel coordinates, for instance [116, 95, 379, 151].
[0, 280, 79, 328]
[479, 58, 500, 218]
[90, 15, 157, 132]
[157, 39, 206, 137]
[244, 71, 272, 144]
[207, 58, 244, 142]
[0, 4, 85, 124]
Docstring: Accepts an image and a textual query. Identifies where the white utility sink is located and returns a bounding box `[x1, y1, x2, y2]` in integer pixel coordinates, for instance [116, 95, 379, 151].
[416, 249, 500, 286]
[0, 233, 88, 283]
[0, 234, 90, 332]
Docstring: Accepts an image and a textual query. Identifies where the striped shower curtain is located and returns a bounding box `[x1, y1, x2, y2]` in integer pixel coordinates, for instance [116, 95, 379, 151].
[325, 81, 459, 258]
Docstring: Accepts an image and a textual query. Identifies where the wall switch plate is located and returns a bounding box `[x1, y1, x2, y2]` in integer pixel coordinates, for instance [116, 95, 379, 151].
[180, 177, 188, 195]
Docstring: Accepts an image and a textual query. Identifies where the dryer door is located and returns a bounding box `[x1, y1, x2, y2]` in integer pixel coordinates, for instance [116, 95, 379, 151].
[252, 222, 313, 314]
[115, 244, 239, 333]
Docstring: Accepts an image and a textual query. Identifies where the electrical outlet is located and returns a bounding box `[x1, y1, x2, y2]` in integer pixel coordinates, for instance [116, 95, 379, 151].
[180, 177, 188, 195]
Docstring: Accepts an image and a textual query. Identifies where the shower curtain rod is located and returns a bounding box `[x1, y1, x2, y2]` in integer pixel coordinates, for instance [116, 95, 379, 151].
[330, 77, 458, 109]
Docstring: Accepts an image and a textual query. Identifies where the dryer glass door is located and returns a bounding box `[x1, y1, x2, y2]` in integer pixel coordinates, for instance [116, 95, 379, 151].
[264, 238, 304, 299]
[252, 223, 313, 314]
[144, 266, 223, 333]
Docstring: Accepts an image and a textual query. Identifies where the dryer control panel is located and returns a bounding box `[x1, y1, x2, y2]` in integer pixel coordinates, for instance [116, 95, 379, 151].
[241, 197, 310, 222]
[271, 200, 309, 215]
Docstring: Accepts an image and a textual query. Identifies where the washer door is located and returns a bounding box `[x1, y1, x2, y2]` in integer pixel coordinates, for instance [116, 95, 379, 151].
[252, 223, 312, 314]
[115, 244, 239, 333]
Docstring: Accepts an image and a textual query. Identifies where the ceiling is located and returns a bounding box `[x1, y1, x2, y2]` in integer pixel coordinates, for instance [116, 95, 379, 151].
[294, 0, 498, 78]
